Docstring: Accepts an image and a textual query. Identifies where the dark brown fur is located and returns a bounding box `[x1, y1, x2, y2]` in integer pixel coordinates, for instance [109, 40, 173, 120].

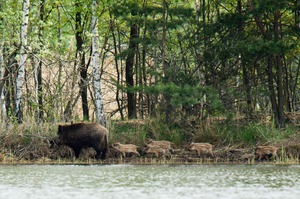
[53, 122, 108, 160]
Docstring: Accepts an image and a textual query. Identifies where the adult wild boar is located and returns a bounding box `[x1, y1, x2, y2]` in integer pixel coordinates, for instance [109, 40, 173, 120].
[112, 142, 140, 158]
[187, 142, 214, 157]
[53, 122, 108, 160]
[255, 145, 278, 160]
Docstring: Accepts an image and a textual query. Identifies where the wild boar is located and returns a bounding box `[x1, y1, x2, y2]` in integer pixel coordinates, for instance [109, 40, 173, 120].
[51, 122, 108, 160]
[255, 145, 278, 160]
[145, 145, 169, 158]
[241, 153, 255, 161]
[187, 142, 214, 157]
[112, 142, 140, 158]
[147, 139, 173, 153]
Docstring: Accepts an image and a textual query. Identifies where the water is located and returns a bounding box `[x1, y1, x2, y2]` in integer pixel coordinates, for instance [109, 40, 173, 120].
[0, 164, 300, 199]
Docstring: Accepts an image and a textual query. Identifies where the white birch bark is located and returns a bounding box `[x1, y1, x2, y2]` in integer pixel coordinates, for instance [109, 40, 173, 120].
[0, 44, 7, 123]
[16, 0, 30, 123]
[92, 0, 106, 126]
[0, 46, 2, 82]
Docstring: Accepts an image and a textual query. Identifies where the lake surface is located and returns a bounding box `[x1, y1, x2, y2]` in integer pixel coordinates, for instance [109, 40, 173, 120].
[0, 164, 300, 199]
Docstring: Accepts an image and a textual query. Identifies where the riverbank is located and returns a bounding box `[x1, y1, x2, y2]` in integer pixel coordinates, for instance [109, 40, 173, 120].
[1, 118, 300, 165]
[1, 142, 300, 165]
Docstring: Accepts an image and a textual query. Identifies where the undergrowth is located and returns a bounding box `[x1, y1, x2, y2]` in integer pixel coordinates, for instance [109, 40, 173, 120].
[214, 122, 297, 147]
[0, 116, 299, 164]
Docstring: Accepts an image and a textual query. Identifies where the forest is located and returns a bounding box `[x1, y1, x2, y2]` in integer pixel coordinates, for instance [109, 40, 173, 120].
[1, 0, 300, 131]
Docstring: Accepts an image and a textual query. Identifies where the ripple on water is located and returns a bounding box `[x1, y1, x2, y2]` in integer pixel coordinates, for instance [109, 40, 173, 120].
[1, 164, 300, 199]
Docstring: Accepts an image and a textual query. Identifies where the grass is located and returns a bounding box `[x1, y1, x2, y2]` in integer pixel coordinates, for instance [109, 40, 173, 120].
[0, 121, 57, 163]
[213, 122, 297, 147]
[0, 117, 300, 165]
[109, 118, 185, 147]
[109, 119, 148, 146]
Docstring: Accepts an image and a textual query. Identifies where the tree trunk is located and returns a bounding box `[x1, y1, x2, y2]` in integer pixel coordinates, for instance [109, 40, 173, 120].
[237, 0, 253, 117]
[75, 0, 89, 121]
[126, 23, 138, 119]
[110, 13, 124, 120]
[141, 26, 147, 118]
[92, 0, 106, 126]
[296, 1, 300, 28]
[162, 0, 173, 124]
[15, 0, 29, 123]
[57, 4, 63, 121]
[274, 10, 285, 127]
[3, 46, 17, 121]
[37, 0, 45, 122]
[248, 0, 285, 127]
[267, 57, 279, 125]
[0, 46, 2, 93]
[0, 43, 6, 123]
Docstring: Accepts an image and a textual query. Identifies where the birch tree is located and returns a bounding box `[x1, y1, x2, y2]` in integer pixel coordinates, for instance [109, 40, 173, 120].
[0, 44, 5, 123]
[92, 0, 106, 126]
[15, 0, 30, 123]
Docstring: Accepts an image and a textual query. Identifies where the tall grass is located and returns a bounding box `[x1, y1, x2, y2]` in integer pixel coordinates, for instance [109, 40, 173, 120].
[109, 120, 148, 146]
[0, 117, 299, 164]
[213, 122, 296, 147]
[109, 118, 185, 147]
[145, 118, 185, 147]
[0, 120, 57, 162]
[110, 117, 299, 149]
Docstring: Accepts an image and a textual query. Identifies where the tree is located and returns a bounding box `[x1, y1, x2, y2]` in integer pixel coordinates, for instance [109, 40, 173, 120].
[0, 0, 5, 122]
[75, 0, 89, 120]
[63, 0, 90, 121]
[125, 22, 138, 119]
[75, 0, 89, 121]
[246, 0, 287, 127]
[36, 0, 45, 122]
[0, 0, 299, 129]
[92, 0, 106, 126]
[15, 0, 30, 123]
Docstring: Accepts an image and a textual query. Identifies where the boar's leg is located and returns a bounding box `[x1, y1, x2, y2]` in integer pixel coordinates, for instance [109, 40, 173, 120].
[94, 147, 107, 160]
[95, 151, 101, 160]
[134, 151, 140, 156]
[101, 148, 107, 159]
[196, 150, 201, 157]
[73, 147, 81, 158]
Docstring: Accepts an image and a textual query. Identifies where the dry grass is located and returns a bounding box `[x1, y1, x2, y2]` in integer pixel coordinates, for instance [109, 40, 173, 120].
[0, 119, 300, 165]
[0, 121, 57, 163]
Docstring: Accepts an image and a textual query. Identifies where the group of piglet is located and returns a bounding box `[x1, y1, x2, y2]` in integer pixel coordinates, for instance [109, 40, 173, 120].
[111, 140, 278, 161]
[112, 139, 174, 158]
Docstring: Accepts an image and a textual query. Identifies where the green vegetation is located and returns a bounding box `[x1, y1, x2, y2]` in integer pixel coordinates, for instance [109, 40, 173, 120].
[1, 0, 300, 127]
[215, 122, 296, 146]
[1, 1, 300, 164]
[0, 117, 300, 164]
